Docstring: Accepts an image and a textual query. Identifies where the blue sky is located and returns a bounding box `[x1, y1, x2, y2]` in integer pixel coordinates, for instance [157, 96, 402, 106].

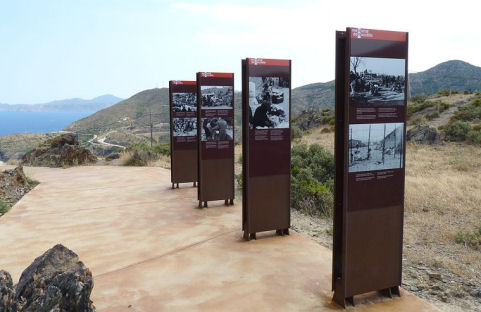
[1, 0, 480, 104]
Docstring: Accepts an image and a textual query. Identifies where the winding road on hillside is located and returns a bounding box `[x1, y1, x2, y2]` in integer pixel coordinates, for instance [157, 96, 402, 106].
[0, 165, 438, 311]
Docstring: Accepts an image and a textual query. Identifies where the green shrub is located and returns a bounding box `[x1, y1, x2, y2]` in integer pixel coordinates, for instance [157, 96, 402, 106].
[444, 121, 472, 141]
[439, 102, 451, 113]
[439, 89, 450, 96]
[407, 100, 435, 117]
[0, 198, 11, 215]
[466, 130, 481, 145]
[291, 144, 334, 217]
[426, 111, 440, 120]
[455, 226, 481, 250]
[451, 98, 481, 122]
[291, 125, 304, 140]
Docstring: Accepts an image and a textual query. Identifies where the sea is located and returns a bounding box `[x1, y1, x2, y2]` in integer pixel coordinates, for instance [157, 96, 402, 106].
[0, 111, 94, 136]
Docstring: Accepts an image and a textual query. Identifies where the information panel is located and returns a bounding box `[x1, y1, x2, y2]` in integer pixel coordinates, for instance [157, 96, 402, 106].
[242, 58, 291, 240]
[169, 80, 198, 188]
[333, 28, 408, 307]
[196, 72, 235, 207]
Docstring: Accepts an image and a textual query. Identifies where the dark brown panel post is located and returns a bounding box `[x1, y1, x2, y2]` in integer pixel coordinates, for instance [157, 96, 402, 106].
[169, 81, 198, 188]
[242, 58, 291, 240]
[333, 28, 408, 307]
[196, 72, 235, 207]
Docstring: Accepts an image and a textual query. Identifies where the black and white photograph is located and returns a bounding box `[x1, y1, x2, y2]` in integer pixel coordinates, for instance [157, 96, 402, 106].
[200, 86, 233, 109]
[201, 117, 233, 141]
[172, 92, 197, 112]
[172, 117, 197, 137]
[248, 76, 289, 129]
[349, 57, 405, 106]
[349, 122, 404, 173]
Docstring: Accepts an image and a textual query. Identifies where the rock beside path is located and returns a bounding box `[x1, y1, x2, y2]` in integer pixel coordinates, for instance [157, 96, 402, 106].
[0, 166, 32, 204]
[22, 133, 97, 168]
[0, 244, 96, 312]
[407, 125, 438, 145]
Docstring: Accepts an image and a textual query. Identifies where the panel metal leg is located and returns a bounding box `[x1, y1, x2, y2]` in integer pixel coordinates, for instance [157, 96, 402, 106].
[193, 181, 197, 187]
[225, 199, 229, 205]
[203, 201, 208, 208]
[391, 286, 401, 297]
[172, 183, 175, 189]
[229, 198, 234, 205]
[176, 183, 179, 188]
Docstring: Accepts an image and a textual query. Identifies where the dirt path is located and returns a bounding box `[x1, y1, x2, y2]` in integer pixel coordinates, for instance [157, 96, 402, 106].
[0, 166, 436, 311]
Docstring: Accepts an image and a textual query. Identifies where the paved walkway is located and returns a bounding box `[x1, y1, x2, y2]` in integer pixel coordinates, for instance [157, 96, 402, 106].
[0, 166, 438, 311]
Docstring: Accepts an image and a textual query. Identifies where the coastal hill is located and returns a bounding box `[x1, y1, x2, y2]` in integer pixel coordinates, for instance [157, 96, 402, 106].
[66, 60, 481, 137]
[0, 94, 122, 113]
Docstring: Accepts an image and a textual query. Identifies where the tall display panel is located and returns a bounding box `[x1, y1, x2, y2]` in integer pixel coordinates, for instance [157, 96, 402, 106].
[169, 80, 198, 188]
[242, 58, 291, 240]
[333, 28, 408, 307]
[196, 72, 235, 207]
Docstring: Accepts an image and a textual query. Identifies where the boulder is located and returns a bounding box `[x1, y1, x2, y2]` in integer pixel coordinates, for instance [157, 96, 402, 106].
[22, 133, 97, 168]
[407, 125, 438, 144]
[0, 166, 30, 203]
[0, 244, 96, 311]
[0, 270, 16, 312]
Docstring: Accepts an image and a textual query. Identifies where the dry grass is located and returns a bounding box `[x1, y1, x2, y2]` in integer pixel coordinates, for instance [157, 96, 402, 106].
[294, 126, 334, 153]
[404, 142, 481, 277]
[299, 128, 481, 280]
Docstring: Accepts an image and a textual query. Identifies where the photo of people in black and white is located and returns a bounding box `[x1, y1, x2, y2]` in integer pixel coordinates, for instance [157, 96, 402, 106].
[173, 117, 197, 137]
[349, 122, 404, 173]
[201, 117, 233, 141]
[248, 76, 290, 129]
[200, 86, 233, 109]
[349, 57, 405, 106]
[172, 92, 197, 112]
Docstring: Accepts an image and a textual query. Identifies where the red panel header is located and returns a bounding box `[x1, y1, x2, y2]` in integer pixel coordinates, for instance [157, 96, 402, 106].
[350, 28, 407, 42]
[199, 72, 233, 78]
[248, 58, 290, 67]
[170, 80, 196, 85]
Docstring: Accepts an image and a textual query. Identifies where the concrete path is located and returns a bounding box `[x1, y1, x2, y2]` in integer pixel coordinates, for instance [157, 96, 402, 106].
[0, 166, 438, 311]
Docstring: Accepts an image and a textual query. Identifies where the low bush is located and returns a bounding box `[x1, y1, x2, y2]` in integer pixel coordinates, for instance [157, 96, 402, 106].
[455, 225, 481, 250]
[291, 125, 304, 140]
[466, 130, 481, 145]
[407, 100, 435, 117]
[291, 144, 334, 217]
[0, 198, 11, 215]
[444, 121, 472, 141]
[451, 98, 481, 122]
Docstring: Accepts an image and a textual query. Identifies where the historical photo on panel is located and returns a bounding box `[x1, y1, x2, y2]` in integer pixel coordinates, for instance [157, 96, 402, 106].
[248, 76, 290, 129]
[349, 123, 404, 173]
[200, 86, 233, 109]
[349, 57, 405, 106]
[201, 117, 233, 141]
[172, 92, 197, 112]
[173, 117, 197, 137]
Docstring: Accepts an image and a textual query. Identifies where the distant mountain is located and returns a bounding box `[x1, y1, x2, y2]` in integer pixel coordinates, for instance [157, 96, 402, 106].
[409, 60, 481, 95]
[0, 94, 122, 112]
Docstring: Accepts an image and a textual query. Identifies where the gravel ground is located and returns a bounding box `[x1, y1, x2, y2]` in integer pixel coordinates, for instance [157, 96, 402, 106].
[291, 210, 481, 312]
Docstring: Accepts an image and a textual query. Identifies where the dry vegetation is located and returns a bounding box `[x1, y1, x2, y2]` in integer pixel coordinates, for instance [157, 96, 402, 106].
[292, 126, 481, 311]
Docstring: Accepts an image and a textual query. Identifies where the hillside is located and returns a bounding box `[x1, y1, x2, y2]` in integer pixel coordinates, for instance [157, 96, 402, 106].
[66, 88, 170, 134]
[409, 60, 481, 95]
[291, 81, 334, 115]
[0, 94, 122, 112]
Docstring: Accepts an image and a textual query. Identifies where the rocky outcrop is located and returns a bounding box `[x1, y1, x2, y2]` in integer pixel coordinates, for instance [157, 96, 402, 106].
[22, 133, 97, 168]
[407, 125, 438, 145]
[0, 244, 96, 311]
[0, 166, 33, 204]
